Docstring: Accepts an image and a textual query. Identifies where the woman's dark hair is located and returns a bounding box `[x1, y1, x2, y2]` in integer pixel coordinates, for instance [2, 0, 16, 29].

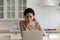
[24, 8, 35, 16]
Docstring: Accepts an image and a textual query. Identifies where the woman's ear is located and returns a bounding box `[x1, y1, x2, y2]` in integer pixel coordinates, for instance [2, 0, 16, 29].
[33, 17, 36, 21]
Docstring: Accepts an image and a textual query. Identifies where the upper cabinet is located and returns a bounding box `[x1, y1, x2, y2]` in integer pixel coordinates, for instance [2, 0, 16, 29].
[7, 0, 15, 19]
[40, 0, 60, 10]
[40, 0, 56, 6]
[18, 0, 26, 18]
[40, 0, 60, 7]
[0, 0, 26, 20]
[0, 0, 4, 19]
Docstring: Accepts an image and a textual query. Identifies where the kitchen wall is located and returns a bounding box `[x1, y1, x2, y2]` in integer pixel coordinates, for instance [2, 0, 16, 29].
[27, 0, 60, 29]
[0, 0, 60, 30]
[0, 20, 20, 32]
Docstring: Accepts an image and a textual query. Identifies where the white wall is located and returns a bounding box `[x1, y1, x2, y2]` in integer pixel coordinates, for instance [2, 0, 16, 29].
[27, 0, 60, 29]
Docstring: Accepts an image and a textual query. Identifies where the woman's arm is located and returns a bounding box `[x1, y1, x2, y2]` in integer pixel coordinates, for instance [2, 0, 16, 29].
[39, 26, 47, 36]
[37, 22, 47, 36]
[19, 21, 23, 37]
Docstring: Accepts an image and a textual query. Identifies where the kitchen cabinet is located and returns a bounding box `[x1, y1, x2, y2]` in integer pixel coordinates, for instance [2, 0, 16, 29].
[0, 0, 4, 19]
[0, 18, 22, 40]
[0, 32, 22, 40]
[0, 0, 26, 20]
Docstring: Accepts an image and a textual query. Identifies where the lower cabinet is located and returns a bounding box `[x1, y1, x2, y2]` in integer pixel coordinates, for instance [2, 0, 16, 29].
[0, 33, 22, 40]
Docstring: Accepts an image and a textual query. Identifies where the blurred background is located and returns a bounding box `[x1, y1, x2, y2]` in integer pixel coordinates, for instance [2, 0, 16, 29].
[0, 0, 60, 40]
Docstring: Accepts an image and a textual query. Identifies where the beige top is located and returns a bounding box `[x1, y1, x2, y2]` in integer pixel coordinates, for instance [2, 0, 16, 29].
[19, 20, 46, 36]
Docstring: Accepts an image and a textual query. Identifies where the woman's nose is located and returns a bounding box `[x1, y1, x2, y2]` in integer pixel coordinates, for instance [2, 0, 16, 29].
[28, 17, 30, 20]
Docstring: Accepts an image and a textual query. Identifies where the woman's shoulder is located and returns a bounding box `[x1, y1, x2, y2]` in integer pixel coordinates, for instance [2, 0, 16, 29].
[19, 20, 25, 24]
[20, 20, 25, 22]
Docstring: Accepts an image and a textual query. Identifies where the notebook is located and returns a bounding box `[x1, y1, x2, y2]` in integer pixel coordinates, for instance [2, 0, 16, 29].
[22, 31, 43, 40]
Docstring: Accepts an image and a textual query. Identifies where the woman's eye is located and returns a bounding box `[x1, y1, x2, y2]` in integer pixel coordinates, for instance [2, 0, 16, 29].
[26, 16, 28, 18]
[30, 16, 32, 18]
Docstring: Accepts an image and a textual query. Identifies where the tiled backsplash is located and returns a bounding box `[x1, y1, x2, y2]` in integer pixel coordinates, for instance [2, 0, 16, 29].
[0, 20, 20, 32]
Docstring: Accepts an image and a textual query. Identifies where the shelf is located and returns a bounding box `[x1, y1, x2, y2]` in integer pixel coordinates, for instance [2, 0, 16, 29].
[0, 39, 21, 40]
[0, 18, 24, 20]
[11, 39, 21, 40]
[45, 29, 60, 33]
[0, 30, 20, 33]
[0, 32, 20, 33]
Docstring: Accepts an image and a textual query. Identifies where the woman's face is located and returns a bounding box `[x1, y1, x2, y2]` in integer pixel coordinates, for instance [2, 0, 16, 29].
[24, 13, 34, 23]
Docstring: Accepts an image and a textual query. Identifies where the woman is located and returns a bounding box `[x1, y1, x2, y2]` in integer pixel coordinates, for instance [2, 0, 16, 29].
[19, 8, 47, 37]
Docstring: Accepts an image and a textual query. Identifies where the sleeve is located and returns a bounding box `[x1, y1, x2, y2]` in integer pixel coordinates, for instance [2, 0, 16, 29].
[19, 21, 23, 37]
[37, 22, 47, 36]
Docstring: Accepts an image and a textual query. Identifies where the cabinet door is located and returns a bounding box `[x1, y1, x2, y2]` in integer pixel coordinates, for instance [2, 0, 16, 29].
[7, 0, 15, 19]
[0, 0, 26, 20]
[0, 0, 4, 19]
[18, 0, 26, 19]
[7, 0, 27, 19]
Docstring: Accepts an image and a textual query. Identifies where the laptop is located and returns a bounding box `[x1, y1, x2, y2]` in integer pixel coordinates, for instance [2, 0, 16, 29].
[22, 31, 43, 40]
